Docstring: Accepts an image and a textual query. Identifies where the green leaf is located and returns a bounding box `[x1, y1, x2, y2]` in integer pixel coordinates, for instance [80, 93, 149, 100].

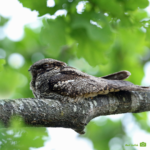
[133, 113, 150, 133]
[70, 13, 114, 66]
[41, 16, 68, 58]
[0, 16, 9, 26]
[124, 0, 149, 10]
[19, 0, 70, 16]
[71, 28, 110, 66]
[0, 59, 5, 71]
[71, 13, 113, 43]
[92, 0, 123, 17]
[19, 0, 52, 16]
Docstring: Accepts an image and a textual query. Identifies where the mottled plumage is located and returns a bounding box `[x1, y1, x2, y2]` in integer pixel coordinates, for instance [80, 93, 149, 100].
[28, 58, 150, 101]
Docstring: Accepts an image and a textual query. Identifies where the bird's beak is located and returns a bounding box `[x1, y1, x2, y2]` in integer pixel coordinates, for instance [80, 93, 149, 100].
[28, 68, 31, 71]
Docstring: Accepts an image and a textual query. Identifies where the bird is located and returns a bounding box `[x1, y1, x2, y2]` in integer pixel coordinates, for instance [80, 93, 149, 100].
[28, 58, 150, 101]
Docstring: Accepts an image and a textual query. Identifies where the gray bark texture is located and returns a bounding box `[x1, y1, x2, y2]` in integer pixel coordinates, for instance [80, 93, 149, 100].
[0, 91, 150, 134]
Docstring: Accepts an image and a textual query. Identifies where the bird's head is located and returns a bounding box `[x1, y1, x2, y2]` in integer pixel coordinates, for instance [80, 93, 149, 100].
[28, 58, 67, 78]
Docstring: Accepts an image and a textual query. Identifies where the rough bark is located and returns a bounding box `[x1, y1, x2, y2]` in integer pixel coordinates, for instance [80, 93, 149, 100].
[0, 91, 150, 134]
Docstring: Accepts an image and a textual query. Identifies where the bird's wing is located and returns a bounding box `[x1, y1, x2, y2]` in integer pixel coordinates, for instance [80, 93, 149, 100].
[101, 71, 131, 80]
[48, 72, 107, 98]
[47, 68, 150, 99]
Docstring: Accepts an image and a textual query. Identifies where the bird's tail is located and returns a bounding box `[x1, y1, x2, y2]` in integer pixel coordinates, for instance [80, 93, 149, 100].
[107, 80, 150, 92]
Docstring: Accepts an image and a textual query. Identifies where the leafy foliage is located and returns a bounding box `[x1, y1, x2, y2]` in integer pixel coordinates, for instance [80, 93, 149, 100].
[0, 0, 150, 149]
[84, 118, 133, 150]
[18, 0, 150, 84]
[0, 117, 48, 150]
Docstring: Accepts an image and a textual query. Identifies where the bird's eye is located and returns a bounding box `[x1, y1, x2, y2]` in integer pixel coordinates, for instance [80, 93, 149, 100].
[43, 64, 50, 68]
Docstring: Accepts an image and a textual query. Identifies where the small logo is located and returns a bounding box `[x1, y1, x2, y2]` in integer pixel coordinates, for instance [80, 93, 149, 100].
[140, 142, 146, 147]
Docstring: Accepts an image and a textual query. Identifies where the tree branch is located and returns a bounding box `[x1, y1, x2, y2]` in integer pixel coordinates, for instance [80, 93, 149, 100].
[0, 91, 150, 134]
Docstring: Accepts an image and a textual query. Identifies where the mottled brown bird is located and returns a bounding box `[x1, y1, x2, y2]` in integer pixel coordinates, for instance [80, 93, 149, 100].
[28, 58, 150, 101]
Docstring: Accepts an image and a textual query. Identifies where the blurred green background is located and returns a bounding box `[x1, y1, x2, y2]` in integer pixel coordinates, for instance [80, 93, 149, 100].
[0, 0, 150, 149]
